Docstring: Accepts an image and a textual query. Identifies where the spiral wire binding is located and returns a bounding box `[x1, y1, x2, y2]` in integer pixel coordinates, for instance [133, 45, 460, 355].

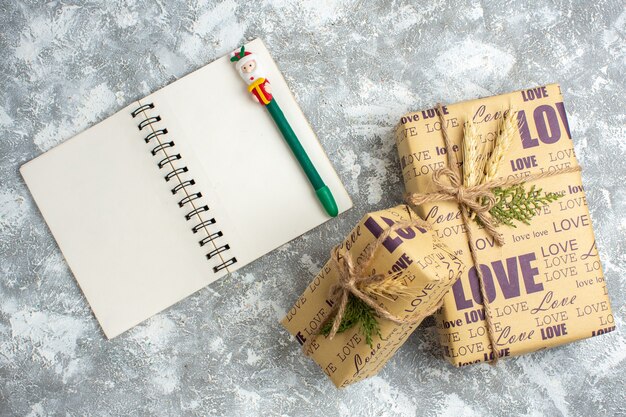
[145, 129, 168, 143]
[131, 102, 237, 273]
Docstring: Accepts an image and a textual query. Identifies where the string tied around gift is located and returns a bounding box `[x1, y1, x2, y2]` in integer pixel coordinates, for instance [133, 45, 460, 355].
[404, 103, 581, 364]
[302, 214, 448, 356]
[423, 166, 504, 246]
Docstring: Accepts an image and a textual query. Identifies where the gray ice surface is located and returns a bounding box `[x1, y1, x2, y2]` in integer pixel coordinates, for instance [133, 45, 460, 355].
[1, 1, 625, 416]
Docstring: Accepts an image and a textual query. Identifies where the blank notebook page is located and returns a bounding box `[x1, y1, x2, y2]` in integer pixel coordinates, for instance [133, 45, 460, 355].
[20, 105, 215, 339]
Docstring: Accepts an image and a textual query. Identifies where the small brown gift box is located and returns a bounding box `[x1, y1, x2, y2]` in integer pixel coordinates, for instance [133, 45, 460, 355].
[281, 205, 465, 387]
[396, 84, 615, 366]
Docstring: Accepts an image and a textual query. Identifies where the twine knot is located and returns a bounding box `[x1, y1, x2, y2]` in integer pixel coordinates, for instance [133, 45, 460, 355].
[408, 166, 505, 246]
[324, 239, 412, 342]
[302, 216, 439, 355]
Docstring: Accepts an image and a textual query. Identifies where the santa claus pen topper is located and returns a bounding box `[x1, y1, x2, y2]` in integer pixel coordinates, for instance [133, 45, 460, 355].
[231, 45, 338, 217]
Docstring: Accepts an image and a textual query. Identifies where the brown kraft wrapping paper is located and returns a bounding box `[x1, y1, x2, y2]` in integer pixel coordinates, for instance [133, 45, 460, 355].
[396, 84, 615, 366]
[281, 205, 465, 387]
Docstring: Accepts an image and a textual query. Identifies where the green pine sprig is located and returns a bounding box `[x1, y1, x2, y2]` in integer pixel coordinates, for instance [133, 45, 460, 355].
[487, 184, 562, 227]
[320, 294, 381, 348]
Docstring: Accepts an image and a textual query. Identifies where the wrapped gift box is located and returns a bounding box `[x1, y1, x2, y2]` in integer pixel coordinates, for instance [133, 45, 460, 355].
[396, 84, 615, 366]
[281, 205, 464, 386]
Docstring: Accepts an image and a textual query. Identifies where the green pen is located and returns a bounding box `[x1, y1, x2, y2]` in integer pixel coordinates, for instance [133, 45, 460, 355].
[230, 45, 338, 217]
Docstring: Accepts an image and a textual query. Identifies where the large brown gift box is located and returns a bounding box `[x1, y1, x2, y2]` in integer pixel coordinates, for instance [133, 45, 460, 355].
[281, 205, 465, 387]
[396, 84, 615, 366]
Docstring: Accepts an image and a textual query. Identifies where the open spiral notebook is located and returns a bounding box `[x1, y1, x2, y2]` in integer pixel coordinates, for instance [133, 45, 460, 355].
[20, 39, 352, 338]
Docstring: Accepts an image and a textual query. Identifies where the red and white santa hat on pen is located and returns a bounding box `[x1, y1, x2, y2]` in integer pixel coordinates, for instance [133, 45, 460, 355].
[231, 47, 254, 71]
[230, 46, 265, 85]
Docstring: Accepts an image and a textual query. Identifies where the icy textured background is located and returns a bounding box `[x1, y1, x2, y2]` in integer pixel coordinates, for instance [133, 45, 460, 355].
[1, 1, 625, 416]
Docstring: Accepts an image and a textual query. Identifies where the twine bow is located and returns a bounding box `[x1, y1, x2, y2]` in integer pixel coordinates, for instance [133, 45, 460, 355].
[413, 166, 505, 246]
[325, 219, 436, 340]
[302, 216, 444, 354]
